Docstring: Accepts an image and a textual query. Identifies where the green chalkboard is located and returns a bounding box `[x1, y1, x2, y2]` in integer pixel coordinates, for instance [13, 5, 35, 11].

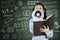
[0, 0, 60, 40]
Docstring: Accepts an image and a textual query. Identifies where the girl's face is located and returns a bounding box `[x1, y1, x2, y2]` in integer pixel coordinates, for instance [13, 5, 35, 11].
[35, 5, 44, 11]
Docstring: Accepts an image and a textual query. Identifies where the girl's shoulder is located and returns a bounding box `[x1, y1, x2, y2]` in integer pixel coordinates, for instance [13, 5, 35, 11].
[29, 18, 33, 22]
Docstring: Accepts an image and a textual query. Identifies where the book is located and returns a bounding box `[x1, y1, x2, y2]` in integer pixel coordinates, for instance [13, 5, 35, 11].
[33, 15, 54, 36]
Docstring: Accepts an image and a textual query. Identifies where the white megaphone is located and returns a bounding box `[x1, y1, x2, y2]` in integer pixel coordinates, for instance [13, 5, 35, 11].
[32, 9, 45, 21]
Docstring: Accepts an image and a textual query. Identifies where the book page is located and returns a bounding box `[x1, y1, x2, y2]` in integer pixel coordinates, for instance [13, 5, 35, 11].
[46, 15, 53, 19]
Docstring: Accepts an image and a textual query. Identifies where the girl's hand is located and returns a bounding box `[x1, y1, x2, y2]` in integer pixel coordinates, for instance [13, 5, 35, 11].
[40, 25, 49, 33]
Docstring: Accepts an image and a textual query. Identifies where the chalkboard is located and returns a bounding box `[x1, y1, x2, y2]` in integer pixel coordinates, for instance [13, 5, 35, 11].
[0, 0, 60, 40]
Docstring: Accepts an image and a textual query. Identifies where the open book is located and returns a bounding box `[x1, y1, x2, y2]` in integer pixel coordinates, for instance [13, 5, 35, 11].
[33, 15, 54, 36]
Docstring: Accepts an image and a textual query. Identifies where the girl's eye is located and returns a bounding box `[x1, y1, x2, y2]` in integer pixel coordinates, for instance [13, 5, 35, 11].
[40, 7, 43, 9]
[36, 8, 38, 9]
[40, 8, 42, 9]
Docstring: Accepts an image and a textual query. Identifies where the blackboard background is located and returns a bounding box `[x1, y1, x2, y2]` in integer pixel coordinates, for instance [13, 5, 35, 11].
[0, 0, 60, 40]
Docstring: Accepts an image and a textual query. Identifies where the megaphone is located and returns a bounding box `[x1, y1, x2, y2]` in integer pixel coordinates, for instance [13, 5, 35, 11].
[32, 10, 45, 21]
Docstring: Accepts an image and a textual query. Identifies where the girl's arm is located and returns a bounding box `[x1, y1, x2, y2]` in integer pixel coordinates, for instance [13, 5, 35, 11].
[29, 19, 33, 34]
[45, 29, 53, 38]
[40, 26, 53, 38]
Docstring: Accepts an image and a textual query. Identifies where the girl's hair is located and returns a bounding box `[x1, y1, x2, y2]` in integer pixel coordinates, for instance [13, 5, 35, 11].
[33, 3, 47, 19]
